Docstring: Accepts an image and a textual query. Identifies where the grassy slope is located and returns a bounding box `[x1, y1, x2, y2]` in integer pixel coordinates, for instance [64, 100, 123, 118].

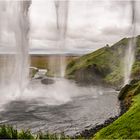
[132, 36, 140, 78]
[66, 35, 140, 86]
[94, 81, 140, 139]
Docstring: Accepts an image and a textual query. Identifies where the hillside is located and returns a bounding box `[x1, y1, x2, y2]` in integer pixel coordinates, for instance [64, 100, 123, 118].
[66, 35, 140, 87]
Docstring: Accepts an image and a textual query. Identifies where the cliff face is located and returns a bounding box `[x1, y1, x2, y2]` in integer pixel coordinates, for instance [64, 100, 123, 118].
[66, 35, 140, 87]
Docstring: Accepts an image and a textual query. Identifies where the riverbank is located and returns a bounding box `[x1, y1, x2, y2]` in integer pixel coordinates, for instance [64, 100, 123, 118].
[73, 93, 127, 139]
[72, 80, 140, 139]
[93, 80, 140, 139]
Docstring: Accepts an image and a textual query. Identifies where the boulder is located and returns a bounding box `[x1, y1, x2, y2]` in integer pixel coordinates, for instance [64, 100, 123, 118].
[41, 78, 54, 85]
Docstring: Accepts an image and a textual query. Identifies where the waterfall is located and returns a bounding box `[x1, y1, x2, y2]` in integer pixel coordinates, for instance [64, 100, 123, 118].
[13, 1, 31, 95]
[48, 0, 69, 77]
[124, 38, 136, 85]
[0, 1, 31, 99]
[124, 1, 136, 85]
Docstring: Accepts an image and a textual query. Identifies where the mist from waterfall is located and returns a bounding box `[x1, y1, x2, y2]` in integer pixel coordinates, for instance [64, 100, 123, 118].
[124, 1, 136, 85]
[48, 1, 69, 77]
[0, 0, 139, 107]
[0, 0, 83, 106]
[0, 1, 31, 102]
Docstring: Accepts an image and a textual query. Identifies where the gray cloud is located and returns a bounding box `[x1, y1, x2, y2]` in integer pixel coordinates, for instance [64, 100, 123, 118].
[0, 0, 140, 54]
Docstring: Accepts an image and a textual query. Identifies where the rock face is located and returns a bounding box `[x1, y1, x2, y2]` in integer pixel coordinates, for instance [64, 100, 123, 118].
[41, 78, 54, 85]
[74, 64, 109, 86]
[118, 84, 131, 100]
[66, 35, 140, 87]
[29, 67, 38, 78]
[34, 69, 47, 79]
[118, 80, 140, 112]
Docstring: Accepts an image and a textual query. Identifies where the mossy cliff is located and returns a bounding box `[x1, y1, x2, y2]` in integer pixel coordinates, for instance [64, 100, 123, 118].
[66, 35, 140, 87]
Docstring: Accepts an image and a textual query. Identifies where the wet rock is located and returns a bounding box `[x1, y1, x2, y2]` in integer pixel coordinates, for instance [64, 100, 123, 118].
[34, 69, 47, 79]
[74, 116, 119, 139]
[130, 79, 140, 85]
[41, 78, 54, 85]
[118, 84, 131, 100]
[29, 67, 38, 78]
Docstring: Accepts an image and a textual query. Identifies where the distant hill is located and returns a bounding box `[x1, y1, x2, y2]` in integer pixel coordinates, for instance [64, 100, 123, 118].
[31, 55, 79, 70]
[66, 35, 140, 87]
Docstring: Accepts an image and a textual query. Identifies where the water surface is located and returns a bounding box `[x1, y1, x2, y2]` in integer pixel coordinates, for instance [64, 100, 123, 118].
[0, 79, 120, 136]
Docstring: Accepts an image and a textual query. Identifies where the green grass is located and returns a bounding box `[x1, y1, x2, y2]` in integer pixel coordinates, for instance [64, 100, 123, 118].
[66, 47, 110, 76]
[66, 41, 125, 86]
[104, 66, 124, 86]
[0, 125, 70, 139]
[132, 61, 140, 77]
[0, 125, 34, 139]
[94, 82, 140, 139]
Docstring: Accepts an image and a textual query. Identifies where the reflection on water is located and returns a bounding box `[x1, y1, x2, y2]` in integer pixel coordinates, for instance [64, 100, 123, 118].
[0, 79, 120, 136]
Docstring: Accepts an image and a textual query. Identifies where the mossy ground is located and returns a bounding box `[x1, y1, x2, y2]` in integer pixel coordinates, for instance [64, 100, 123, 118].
[94, 81, 140, 139]
[66, 43, 125, 86]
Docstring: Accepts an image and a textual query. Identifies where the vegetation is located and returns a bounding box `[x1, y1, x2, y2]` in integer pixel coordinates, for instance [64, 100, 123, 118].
[66, 35, 140, 87]
[94, 80, 140, 139]
[0, 125, 70, 139]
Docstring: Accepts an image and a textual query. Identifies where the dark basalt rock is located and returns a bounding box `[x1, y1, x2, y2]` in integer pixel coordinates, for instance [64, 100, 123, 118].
[41, 78, 54, 85]
[74, 116, 119, 139]
[118, 84, 131, 100]
[130, 79, 140, 85]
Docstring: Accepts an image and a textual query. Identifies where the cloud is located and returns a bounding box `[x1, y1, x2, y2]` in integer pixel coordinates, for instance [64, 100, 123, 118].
[28, 0, 140, 54]
[0, 0, 140, 54]
[102, 25, 131, 36]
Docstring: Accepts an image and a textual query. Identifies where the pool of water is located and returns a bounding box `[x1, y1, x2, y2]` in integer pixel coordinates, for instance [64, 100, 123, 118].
[0, 78, 120, 136]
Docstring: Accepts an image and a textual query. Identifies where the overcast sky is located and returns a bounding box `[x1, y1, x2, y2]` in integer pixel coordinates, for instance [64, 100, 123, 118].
[0, 0, 140, 54]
